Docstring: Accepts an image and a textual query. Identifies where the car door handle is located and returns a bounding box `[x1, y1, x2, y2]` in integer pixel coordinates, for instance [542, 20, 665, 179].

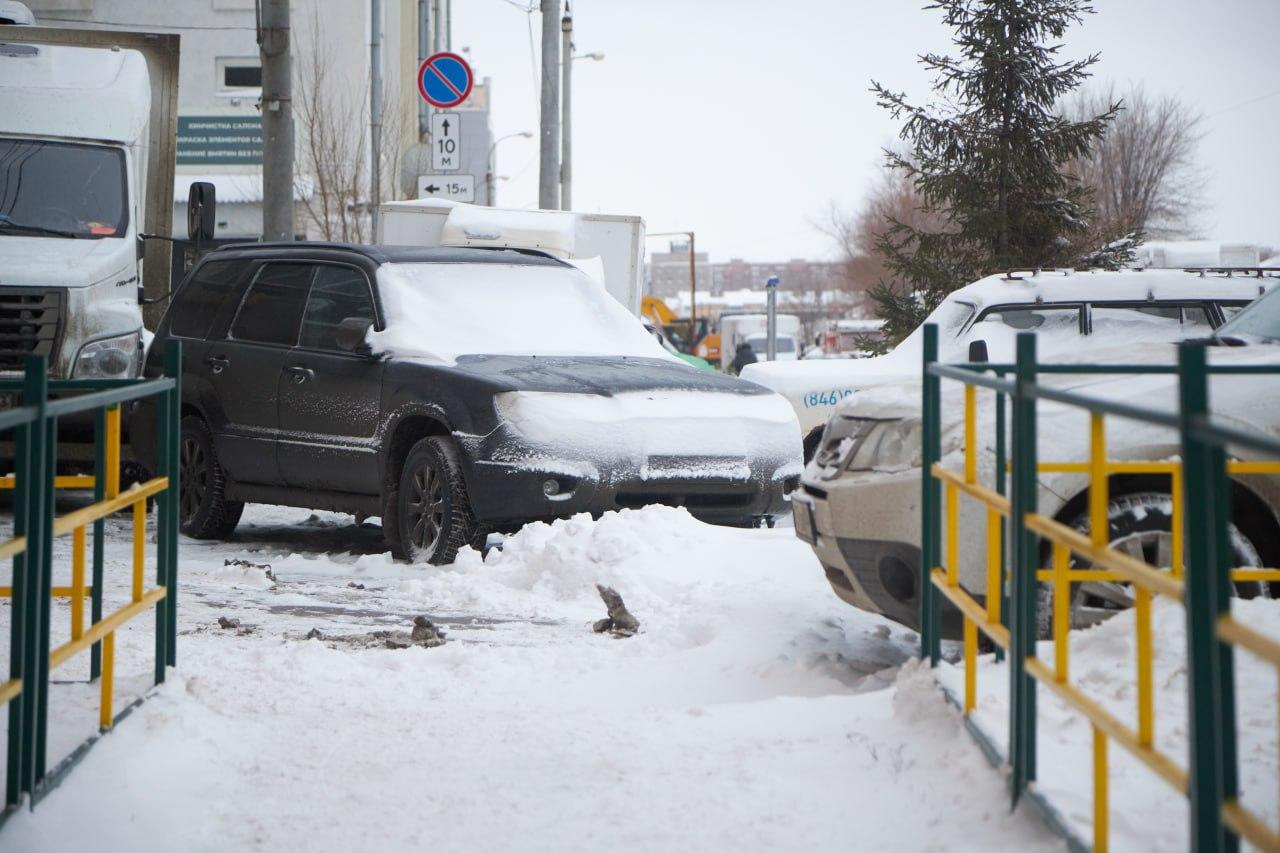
[285, 366, 315, 384]
[206, 355, 229, 374]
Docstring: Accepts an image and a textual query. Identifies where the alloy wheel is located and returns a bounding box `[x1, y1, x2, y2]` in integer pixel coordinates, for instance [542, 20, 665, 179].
[179, 435, 207, 522]
[406, 460, 446, 553]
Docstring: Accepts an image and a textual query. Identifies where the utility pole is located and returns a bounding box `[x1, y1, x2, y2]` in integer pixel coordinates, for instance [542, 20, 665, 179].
[370, 0, 383, 235]
[560, 4, 572, 209]
[765, 275, 779, 361]
[538, 0, 561, 210]
[688, 232, 697, 346]
[418, 0, 431, 140]
[258, 0, 294, 241]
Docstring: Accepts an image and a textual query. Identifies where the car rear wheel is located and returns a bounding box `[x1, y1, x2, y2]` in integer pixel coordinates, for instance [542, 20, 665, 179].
[178, 416, 244, 539]
[1042, 491, 1267, 631]
[396, 436, 479, 565]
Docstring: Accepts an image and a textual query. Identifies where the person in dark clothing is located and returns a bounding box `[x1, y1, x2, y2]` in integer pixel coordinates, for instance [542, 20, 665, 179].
[730, 340, 758, 374]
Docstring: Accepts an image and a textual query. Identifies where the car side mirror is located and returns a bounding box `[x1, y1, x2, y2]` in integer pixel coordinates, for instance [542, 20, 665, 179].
[968, 339, 989, 363]
[187, 181, 217, 242]
[335, 317, 374, 354]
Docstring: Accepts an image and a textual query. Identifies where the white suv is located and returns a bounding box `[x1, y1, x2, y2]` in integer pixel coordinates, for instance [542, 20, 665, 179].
[742, 268, 1273, 460]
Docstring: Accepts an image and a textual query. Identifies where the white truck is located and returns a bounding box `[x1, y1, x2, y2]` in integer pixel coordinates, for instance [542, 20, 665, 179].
[0, 23, 182, 384]
[719, 313, 801, 370]
[377, 199, 646, 314]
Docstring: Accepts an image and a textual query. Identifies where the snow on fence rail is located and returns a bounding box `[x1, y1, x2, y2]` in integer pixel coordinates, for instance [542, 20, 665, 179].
[0, 343, 182, 823]
[918, 324, 1280, 852]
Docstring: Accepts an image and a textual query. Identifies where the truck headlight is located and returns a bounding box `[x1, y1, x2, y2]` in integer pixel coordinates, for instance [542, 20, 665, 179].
[74, 331, 142, 379]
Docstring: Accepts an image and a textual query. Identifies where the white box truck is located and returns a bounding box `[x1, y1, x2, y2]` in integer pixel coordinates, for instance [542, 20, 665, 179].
[0, 24, 181, 381]
[719, 313, 801, 370]
[377, 199, 646, 315]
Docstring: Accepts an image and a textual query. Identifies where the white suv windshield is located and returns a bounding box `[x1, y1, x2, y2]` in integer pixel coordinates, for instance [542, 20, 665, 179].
[371, 261, 672, 363]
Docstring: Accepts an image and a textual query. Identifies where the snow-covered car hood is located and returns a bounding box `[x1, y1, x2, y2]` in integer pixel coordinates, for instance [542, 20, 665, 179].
[495, 386, 803, 481]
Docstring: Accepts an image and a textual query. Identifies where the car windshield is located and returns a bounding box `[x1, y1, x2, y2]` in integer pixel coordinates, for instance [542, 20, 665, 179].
[371, 261, 673, 363]
[1216, 286, 1280, 343]
[0, 138, 128, 239]
[748, 336, 795, 354]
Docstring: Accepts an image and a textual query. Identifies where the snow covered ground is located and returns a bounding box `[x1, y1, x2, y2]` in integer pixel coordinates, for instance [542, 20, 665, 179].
[1, 502, 1059, 852]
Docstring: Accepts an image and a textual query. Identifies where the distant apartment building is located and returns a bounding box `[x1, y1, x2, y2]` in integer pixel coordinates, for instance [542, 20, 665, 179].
[647, 241, 713, 299]
[713, 258, 852, 295]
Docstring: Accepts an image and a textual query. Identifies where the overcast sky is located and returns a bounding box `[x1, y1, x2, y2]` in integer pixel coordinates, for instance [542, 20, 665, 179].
[454, 0, 1280, 265]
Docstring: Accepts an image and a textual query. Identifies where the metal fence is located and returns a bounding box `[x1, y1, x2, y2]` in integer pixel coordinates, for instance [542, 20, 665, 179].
[0, 341, 181, 819]
[919, 324, 1280, 851]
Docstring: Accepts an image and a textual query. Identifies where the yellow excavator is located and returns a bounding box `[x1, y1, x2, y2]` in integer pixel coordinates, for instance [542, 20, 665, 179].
[642, 296, 721, 365]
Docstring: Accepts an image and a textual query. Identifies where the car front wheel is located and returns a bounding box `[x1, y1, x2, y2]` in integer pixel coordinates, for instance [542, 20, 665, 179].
[396, 436, 479, 565]
[178, 416, 244, 539]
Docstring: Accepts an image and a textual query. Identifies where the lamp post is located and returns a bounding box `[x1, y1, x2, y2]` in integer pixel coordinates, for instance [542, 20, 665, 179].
[486, 131, 532, 206]
[560, 2, 603, 210]
[648, 231, 698, 350]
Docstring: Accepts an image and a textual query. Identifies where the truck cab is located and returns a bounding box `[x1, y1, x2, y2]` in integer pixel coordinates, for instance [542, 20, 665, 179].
[0, 38, 150, 380]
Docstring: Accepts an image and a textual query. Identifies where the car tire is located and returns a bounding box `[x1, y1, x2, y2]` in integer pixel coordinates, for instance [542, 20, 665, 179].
[395, 435, 479, 566]
[1039, 491, 1267, 633]
[178, 416, 244, 539]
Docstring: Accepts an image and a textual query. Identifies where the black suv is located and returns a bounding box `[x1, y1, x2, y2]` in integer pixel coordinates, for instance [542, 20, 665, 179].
[134, 243, 801, 563]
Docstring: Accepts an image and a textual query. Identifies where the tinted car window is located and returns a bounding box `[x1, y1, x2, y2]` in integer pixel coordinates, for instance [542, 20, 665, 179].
[231, 263, 313, 346]
[1090, 304, 1211, 335]
[169, 260, 243, 340]
[977, 305, 1081, 332]
[299, 265, 375, 351]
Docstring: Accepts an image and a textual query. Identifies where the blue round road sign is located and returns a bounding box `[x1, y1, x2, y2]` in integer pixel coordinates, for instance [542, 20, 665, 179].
[418, 52, 473, 109]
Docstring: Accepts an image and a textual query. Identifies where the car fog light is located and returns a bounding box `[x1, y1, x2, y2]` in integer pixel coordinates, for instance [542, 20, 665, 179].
[542, 478, 560, 496]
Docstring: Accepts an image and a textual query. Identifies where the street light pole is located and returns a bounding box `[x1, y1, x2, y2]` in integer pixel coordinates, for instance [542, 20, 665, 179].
[486, 131, 533, 206]
[648, 231, 698, 349]
[560, 6, 572, 210]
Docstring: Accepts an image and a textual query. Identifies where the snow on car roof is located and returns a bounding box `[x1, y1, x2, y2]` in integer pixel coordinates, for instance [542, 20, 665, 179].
[945, 267, 1274, 310]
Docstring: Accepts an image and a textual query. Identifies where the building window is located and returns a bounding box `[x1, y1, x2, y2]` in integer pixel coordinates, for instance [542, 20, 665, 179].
[216, 57, 262, 96]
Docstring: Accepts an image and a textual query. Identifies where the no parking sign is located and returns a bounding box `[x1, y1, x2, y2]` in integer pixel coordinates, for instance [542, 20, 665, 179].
[417, 52, 473, 108]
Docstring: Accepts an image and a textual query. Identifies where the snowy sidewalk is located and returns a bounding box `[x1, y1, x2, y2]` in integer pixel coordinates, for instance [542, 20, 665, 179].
[3, 505, 1057, 852]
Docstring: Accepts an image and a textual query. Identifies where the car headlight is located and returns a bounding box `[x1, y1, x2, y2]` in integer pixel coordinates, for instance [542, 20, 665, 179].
[814, 416, 922, 474]
[844, 418, 922, 472]
[74, 331, 142, 379]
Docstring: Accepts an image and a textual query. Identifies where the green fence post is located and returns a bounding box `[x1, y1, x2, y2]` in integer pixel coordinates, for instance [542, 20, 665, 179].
[153, 361, 170, 685]
[33, 414, 56, 781]
[1008, 332, 1039, 804]
[995, 386, 1007, 664]
[15, 355, 47, 799]
[1179, 341, 1236, 852]
[90, 407, 106, 681]
[164, 339, 182, 668]
[5, 357, 43, 807]
[920, 324, 941, 665]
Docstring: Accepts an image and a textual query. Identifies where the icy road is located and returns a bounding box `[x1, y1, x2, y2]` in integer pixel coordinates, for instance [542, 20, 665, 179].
[3, 503, 1058, 851]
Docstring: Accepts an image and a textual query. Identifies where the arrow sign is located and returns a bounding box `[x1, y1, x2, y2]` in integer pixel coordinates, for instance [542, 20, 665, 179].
[431, 112, 461, 171]
[417, 174, 475, 202]
[417, 52, 473, 109]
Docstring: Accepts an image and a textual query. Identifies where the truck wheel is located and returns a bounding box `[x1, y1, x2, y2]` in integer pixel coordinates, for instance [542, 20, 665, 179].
[396, 436, 479, 565]
[1040, 491, 1267, 632]
[179, 416, 243, 539]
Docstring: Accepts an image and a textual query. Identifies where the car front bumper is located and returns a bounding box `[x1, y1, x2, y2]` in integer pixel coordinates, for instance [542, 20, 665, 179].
[793, 467, 974, 638]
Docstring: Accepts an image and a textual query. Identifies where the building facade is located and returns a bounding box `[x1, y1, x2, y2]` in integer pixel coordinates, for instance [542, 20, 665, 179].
[28, 0, 490, 240]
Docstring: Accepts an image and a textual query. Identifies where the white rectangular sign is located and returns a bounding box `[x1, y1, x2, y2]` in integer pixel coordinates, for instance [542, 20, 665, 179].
[431, 112, 461, 171]
[417, 174, 475, 202]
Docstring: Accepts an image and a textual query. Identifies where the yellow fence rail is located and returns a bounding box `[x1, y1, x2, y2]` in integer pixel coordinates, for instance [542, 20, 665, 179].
[919, 325, 1280, 851]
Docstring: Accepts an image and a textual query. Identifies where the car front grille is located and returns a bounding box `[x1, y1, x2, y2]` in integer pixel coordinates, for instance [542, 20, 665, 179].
[0, 288, 63, 372]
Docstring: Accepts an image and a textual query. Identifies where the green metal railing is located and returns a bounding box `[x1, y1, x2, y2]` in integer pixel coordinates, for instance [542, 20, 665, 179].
[1, 340, 181, 819]
[919, 325, 1280, 850]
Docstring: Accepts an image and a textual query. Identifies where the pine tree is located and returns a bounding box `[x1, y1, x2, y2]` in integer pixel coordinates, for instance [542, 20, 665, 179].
[867, 0, 1119, 344]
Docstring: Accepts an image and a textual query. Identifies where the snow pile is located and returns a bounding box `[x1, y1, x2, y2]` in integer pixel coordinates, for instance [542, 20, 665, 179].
[939, 595, 1280, 849]
[370, 262, 673, 364]
[0, 505, 1065, 851]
